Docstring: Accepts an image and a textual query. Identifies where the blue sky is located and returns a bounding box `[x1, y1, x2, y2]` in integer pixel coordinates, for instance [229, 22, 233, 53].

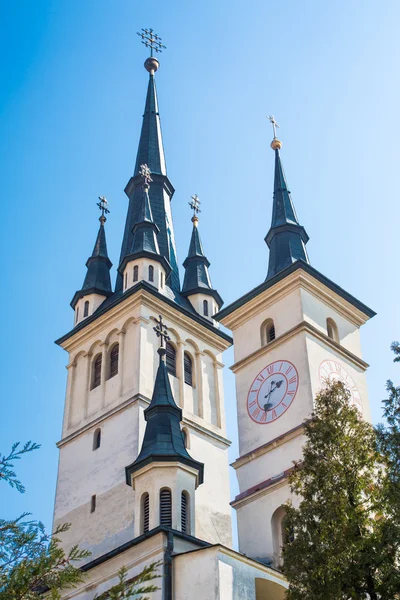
[1, 0, 400, 547]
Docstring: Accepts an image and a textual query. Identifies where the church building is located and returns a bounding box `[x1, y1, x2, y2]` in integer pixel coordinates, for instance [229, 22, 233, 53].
[53, 31, 375, 599]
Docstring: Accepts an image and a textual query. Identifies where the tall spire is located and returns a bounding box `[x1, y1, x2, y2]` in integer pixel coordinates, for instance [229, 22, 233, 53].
[71, 197, 113, 308]
[125, 315, 204, 484]
[118, 40, 180, 292]
[182, 195, 223, 308]
[265, 121, 310, 280]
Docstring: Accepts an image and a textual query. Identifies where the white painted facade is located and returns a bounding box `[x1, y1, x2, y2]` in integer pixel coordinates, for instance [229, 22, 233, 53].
[54, 286, 233, 562]
[219, 267, 373, 567]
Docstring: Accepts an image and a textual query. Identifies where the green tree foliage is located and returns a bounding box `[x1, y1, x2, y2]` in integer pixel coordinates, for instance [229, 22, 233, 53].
[282, 378, 400, 599]
[0, 442, 160, 600]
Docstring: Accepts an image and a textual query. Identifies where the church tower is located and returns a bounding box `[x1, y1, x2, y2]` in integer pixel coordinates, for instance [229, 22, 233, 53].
[215, 124, 376, 568]
[53, 44, 232, 571]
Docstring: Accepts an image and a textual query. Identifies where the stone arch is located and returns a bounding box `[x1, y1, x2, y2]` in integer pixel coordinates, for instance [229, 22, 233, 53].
[104, 327, 120, 345]
[271, 506, 288, 568]
[326, 317, 340, 343]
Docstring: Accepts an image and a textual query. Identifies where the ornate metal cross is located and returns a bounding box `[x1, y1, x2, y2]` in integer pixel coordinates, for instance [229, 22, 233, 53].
[97, 196, 110, 218]
[153, 315, 170, 349]
[137, 28, 166, 57]
[189, 194, 201, 216]
[139, 163, 153, 185]
[267, 115, 280, 138]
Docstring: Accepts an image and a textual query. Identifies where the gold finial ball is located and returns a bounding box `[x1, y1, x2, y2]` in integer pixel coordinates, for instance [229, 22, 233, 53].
[144, 57, 160, 73]
[270, 137, 282, 150]
[191, 215, 199, 227]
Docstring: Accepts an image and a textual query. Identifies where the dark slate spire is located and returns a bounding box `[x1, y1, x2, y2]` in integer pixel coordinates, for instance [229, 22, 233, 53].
[71, 201, 112, 308]
[118, 56, 180, 292]
[126, 316, 204, 485]
[265, 137, 310, 280]
[181, 212, 223, 308]
[118, 166, 171, 276]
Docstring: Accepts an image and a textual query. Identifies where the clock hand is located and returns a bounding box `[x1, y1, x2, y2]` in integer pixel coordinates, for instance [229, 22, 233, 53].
[263, 379, 284, 411]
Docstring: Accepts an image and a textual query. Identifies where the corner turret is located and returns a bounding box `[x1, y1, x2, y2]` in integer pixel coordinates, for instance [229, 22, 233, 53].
[71, 197, 112, 325]
[181, 195, 223, 323]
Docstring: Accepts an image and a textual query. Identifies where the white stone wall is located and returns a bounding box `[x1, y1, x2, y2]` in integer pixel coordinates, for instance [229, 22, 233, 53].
[54, 289, 232, 558]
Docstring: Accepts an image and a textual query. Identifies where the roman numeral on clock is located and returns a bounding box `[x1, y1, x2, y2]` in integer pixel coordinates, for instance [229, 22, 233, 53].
[288, 375, 297, 384]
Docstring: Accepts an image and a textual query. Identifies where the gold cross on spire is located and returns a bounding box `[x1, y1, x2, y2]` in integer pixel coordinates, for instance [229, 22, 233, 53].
[267, 115, 280, 139]
[189, 194, 201, 217]
[137, 28, 166, 57]
[97, 196, 110, 220]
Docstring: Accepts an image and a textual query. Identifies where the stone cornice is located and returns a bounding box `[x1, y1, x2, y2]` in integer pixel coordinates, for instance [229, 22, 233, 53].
[230, 320, 369, 374]
[217, 265, 374, 331]
[231, 422, 306, 470]
[57, 286, 232, 355]
[231, 469, 293, 509]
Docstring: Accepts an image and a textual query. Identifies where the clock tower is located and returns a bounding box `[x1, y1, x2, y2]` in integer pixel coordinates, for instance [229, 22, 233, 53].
[215, 129, 375, 568]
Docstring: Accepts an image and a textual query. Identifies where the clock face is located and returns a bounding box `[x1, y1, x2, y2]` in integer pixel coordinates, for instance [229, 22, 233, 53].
[247, 360, 299, 424]
[319, 360, 362, 410]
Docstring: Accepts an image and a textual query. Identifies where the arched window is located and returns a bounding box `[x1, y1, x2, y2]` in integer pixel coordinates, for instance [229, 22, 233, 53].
[326, 318, 339, 343]
[181, 491, 189, 534]
[160, 489, 172, 527]
[108, 344, 119, 379]
[133, 265, 138, 282]
[90, 494, 96, 513]
[84, 300, 89, 318]
[91, 354, 102, 390]
[142, 492, 150, 533]
[148, 265, 154, 282]
[166, 342, 176, 377]
[203, 299, 209, 316]
[271, 506, 291, 568]
[184, 352, 193, 386]
[93, 428, 101, 450]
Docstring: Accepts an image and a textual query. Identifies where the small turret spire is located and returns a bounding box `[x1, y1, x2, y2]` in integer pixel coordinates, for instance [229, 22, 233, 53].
[182, 195, 223, 310]
[71, 197, 113, 309]
[265, 119, 310, 280]
[118, 165, 171, 277]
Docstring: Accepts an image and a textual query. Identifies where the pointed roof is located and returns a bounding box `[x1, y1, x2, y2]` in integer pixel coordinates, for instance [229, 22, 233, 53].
[118, 176, 171, 276]
[181, 216, 223, 308]
[118, 57, 180, 292]
[134, 70, 166, 177]
[71, 215, 113, 308]
[265, 140, 310, 280]
[125, 348, 204, 485]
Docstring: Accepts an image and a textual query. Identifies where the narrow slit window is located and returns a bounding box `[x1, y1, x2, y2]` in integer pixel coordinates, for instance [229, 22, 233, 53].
[90, 494, 96, 513]
[184, 352, 193, 386]
[166, 342, 176, 377]
[161, 272, 164, 288]
[149, 265, 154, 282]
[160, 489, 172, 527]
[142, 493, 150, 533]
[84, 300, 89, 318]
[124, 272, 127, 289]
[267, 323, 276, 343]
[203, 299, 209, 316]
[109, 344, 119, 379]
[75, 306, 79, 324]
[91, 354, 102, 389]
[182, 428, 189, 449]
[181, 492, 189, 533]
[133, 265, 139, 282]
[93, 428, 101, 450]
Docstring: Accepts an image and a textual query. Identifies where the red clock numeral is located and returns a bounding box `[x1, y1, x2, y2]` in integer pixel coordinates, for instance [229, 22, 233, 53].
[272, 409, 277, 420]
[267, 364, 274, 375]
[260, 411, 267, 422]
[249, 400, 257, 408]
[256, 375, 265, 383]
[285, 365, 293, 375]
[279, 362, 284, 371]
[287, 390, 295, 396]
[288, 375, 297, 384]
[252, 408, 261, 420]
[281, 402, 287, 409]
